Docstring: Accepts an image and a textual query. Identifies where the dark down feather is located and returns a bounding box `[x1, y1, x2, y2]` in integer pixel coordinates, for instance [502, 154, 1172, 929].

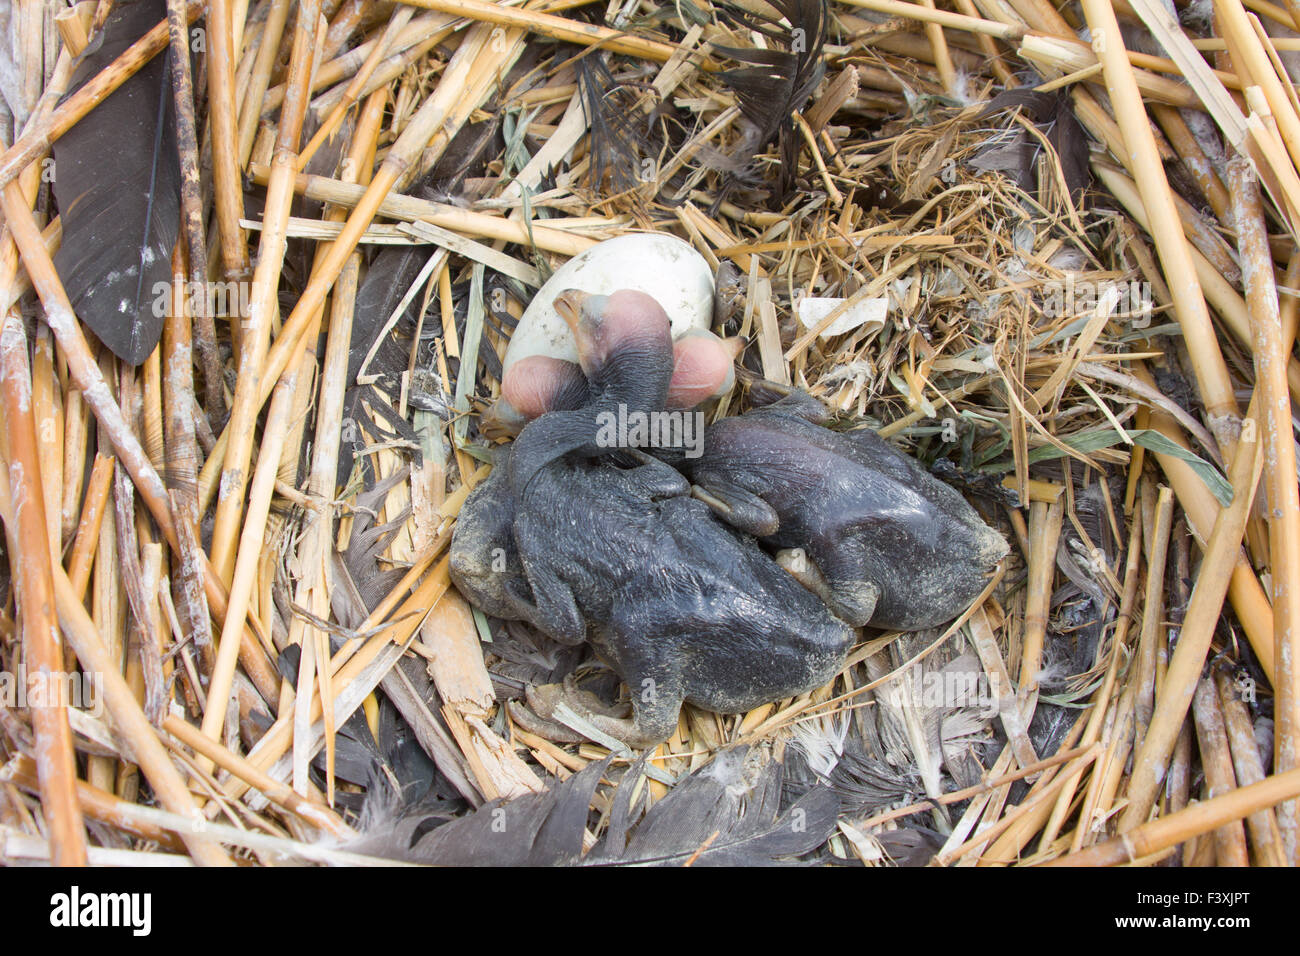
[975, 89, 1091, 204]
[52, 0, 181, 365]
[714, 0, 827, 200]
[345, 746, 839, 865]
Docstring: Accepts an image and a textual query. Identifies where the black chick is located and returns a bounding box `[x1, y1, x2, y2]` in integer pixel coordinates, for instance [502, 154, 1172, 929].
[681, 391, 1009, 630]
[451, 314, 737, 623]
[451, 292, 855, 746]
[505, 289, 675, 497]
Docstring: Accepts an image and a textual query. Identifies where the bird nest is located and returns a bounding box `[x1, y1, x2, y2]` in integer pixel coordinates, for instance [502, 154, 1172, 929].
[0, 0, 1295, 869]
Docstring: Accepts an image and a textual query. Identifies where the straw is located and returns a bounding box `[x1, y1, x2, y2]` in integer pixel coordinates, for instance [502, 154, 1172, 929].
[1050, 765, 1300, 866]
[1120, 428, 1263, 831]
[1229, 158, 1300, 863]
[1080, 0, 1240, 462]
[0, 309, 86, 865]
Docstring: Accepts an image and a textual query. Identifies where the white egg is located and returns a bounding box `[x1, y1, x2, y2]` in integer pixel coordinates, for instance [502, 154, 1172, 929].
[502, 233, 714, 375]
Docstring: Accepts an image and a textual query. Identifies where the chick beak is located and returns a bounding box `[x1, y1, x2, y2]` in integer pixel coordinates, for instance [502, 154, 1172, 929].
[554, 289, 593, 340]
[552, 289, 600, 372]
[558, 288, 632, 380]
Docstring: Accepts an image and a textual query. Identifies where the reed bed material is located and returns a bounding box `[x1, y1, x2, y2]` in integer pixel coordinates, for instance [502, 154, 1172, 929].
[0, 0, 1298, 867]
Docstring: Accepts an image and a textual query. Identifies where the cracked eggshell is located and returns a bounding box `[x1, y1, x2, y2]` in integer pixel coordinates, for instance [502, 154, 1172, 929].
[503, 233, 714, 375]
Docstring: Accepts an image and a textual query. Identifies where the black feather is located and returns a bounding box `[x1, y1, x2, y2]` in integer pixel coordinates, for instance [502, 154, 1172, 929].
[347, 245, 429, 385]
[52, 0, 181, 365]
[336, 382, 423, 492]
[336, 461, 414, 612]
[783, 723, 922, 817]
[976, 89, 1091, 204]
[350, 756, 612, 865]
[345, 745, 838, 865]
[714, 0, 827, 200]
[592, 746, 839, 866]
[578, 55, 660, 195]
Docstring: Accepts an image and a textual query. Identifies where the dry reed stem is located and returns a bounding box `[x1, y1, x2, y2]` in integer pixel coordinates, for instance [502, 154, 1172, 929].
[164, 243, 214, 671]
[2, 754, 186, 852]
[205, 0, 252, 287]
[64, 452, 113, 600]
[0, 308, 86, 866]
[58, 380, 88, 546]
[1229, 158, 1300, 864]
[235, 0, 293, 169]
[267, 15, 451, 114]
[1133, 486, 1174, 746]
[1015, 34, 1221, 109]
[262, 167, 600, 255]
[208, 0, 322, 586]
[0, 830, 191, 866]
[202, 365, 303, 757]
[323, 0, 369, 59]
[9, 796, 398, 865]
[162, 715, 355, 839]
[1047, 766, 1300, 866]
[842, 0, 1022, 37]
[1020, 498, 1062, 690]
[47, 559, 230, 864]
[1219, 2, 1300, 177]
[1165, 720, 1193, 864]
[1127, 0, 1300, 235]
[30, 330, 63, 562]
[166, 0, 223, 417]
[1212, 667, 1287, 865]
[999, 0, 1069, 34]
[1080, 0, 1240, 463]
[972, 705, 1089, 862]
[1130, 366, 1278, 684]
[53, 4, 94, 56]
[0, 180, 178, 547]
[1151, 104, 1232, 225]
[939, 746, 1011, 861]
[1119, 427, 1262, 832]
[1191, 676, 1251, 865]
[1096, 162, 1300, 410]
[397, 0, 699, 64]
[938, 747, 1098, 865]
[915, 0, 958, 93]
